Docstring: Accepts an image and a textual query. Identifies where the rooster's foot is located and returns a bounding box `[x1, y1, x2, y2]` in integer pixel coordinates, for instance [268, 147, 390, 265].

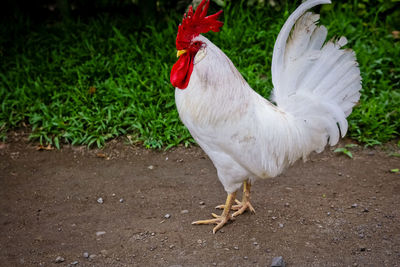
[232, 199, 256, 217]
[192, 212, 234, 234]
[215, 199, 255, 216]
[192, 192, 236, 234]
[216, 180, 255, 217]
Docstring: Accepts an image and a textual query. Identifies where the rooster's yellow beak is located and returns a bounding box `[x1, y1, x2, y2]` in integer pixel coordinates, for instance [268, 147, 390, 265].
[177, 49, 187, 58]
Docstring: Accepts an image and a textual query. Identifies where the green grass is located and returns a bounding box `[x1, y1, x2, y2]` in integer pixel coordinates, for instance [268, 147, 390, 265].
[0, 1, 399, 148]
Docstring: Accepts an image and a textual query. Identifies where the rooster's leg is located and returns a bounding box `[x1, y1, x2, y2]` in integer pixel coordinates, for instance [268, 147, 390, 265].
[192, 192, 236, 234]
[232, 180, 256, 217]
[215, 180, 255, 217]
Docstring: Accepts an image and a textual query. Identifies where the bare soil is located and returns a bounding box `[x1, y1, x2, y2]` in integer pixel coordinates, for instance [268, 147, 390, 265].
[1, 136, 400, 266]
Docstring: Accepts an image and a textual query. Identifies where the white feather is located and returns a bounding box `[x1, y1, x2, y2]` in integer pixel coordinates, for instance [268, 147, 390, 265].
[175, 0, 362, 193]
[271, 0, 361, 144]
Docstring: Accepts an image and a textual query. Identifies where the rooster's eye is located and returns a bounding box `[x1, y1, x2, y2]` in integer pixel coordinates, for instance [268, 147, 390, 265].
[193, 41, 202, 47]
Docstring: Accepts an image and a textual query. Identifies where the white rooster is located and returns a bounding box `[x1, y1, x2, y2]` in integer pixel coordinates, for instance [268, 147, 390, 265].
[170, 0, 361, 233]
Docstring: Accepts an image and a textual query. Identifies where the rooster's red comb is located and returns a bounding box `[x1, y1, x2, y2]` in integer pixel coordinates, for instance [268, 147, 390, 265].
[176, 0, 223, 50]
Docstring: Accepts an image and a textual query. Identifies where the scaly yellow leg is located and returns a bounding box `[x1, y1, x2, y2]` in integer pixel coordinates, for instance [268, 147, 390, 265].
[192, 192, 236, 234]
[216, 180, 256, 217]
[233, 180, 256, 217]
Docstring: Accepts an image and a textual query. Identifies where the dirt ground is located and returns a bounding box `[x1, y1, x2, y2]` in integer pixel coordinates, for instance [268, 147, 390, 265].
[0, 135, 399, 267]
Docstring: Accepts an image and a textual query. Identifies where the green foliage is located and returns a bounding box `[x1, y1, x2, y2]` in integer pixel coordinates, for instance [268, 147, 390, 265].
[0, 1, 399, 148]
[0, 14, 193, 148]
[334, 144, 359, 158]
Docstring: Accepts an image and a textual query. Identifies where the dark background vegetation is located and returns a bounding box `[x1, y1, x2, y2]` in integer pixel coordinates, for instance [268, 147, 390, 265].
[1, 0, 399, 148]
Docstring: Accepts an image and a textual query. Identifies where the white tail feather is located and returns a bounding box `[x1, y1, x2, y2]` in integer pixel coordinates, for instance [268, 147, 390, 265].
[271, 0, 361, 150]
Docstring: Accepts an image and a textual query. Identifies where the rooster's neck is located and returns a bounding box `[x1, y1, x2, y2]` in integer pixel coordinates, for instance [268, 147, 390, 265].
[175, 36, 256, 127]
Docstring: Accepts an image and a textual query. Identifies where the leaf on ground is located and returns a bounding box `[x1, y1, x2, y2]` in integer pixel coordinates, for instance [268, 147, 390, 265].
[334, 148, 353, 158]
[390, 168, 399, 173]
[36, 144, 54, 151]
[96, 152, 107, 158]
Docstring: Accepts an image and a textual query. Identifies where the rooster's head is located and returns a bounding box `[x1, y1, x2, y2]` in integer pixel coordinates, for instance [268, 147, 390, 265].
[170, 0, 223, 89]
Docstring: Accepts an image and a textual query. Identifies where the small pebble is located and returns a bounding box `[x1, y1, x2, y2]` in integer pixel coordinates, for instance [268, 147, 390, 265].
[148, 165, 154, 170]
[351, 203, 358, 208]
[169, 245, 175, 249]
[199, 201, 205, 205]
[181, 209, 189, 214]
[327, 212, 331, 216]
[284, 203, 290, 207]
[83, 252, 89, 258]
[234, 246, 239, 250]
[70, 261, 78, 265]
[272, 216, 277, 220]
[96, 231, 106, 236]
[89, 254, 96, 260]
[55, 256, 65, 263]
[243, 256, 248, 260]
[279, 223, 284, 228]
[253, 242, 258, 246]
[338, 172, 342, 176]
[164, 214, 171, 219]
[112, 193, 116, 197]
[97, 197, 104, 204]
[363, 208, 369, 212]
[119, 198, 124, 203]
[271, 256, 286, 267]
